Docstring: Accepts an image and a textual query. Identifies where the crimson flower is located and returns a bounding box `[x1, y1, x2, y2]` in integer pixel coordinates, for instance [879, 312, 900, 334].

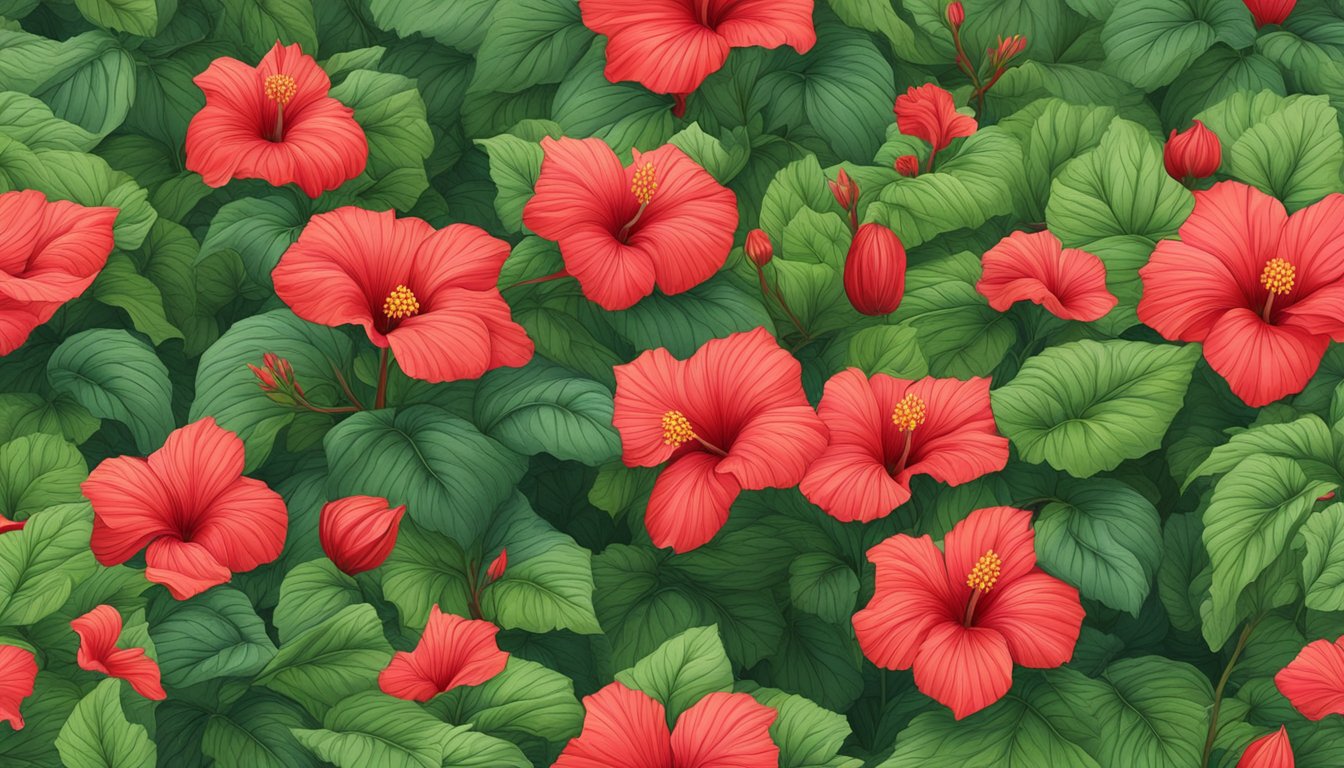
[975, 230, 1117, 321]
[578, 0, 815, 98]
[1276, 635, 1344, 720]
[320, 495, 405, 576]
[1138, 182, 1344, 407]
[185, 42, 367, 197]
[555, 682, 778, 768]
[1164, 120, 1222, 183]
[486, 549, 508, 583]
[745, 229, 772, 267]
[272, 207, 533, 384]
[378, 606, 509, 702]
[1244, 0, 1295, 27]
[853, 506, 1085, 719]
[0, 190, 117, 356]
[895, 155, 920, 177]
[894, 84, 977, 162]
[0, 645, 36, 730]
[81, 418, 288, 600]
[612, 328, 828, 552]
[1238, 727, 1294, 768]
[800, 370, 1008, 523]
[523, 137, 738, 311]
[844, 223, 906, 316]
[71, 605, 165, 701]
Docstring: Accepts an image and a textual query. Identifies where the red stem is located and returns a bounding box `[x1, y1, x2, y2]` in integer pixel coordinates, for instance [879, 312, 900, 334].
[506, 268, 570, 290]
[375, 348, 390, 410]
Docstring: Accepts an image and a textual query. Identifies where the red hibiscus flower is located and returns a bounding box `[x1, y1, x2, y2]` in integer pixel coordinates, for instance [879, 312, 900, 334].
[1138, 182, 1344, 407]
[1276, 635, 1344, 720]
[185, 41, 367, 197]
[612, 328, 828, 552]
[1164, 120, 1222, 183]
[894, 84, 977, 171]
[853, 506, 1084, 719]
[378, 606, 509, 702]
[71, 605, 166, 701]
[0, 190, 117, 356]
[0, 645, 36, 730]
[555, 682, 778, 768]
[81, 418, 288, 600]
[1238, 726, 1294, 768]
[523, 137, 738, 311]
[272, 207, 533, 384]
[800, 371, 1008, 523]
[976, 230, 1118, 321]
[319, 495, 405, 576]
[1244, 0, 1295, 27]
[578, 0, 815, 101]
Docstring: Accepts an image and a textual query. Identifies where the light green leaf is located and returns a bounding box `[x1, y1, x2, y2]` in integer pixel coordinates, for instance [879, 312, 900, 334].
[0, 91, 99, 152]
[274, 560, 363, 643]
[427, 657, 583, 743]
[844, 325, 928, 379]
[91, 252, 182, 345]
[1224, 93, 1344, 212]
[0, 434, 86, 521]
[74, 0, 158, 36]
[257, 604, 392, 717]
[614, 625, 734, 721]
[1300, 503, 1344, 612]
[202, 693, 319, 768]
[0, 392, 99, 445]
[368, 0, 493, 52]
[328, 70, 435, 210]
[0, 29, 135, 138]
[748, 685, 863, 768]
[1185, 415, 1341, 489]
[291, 691, 458, 768]
[55, 679, 155, 768]
[476, 133, 543, 234]
[0, 503, 96, 626]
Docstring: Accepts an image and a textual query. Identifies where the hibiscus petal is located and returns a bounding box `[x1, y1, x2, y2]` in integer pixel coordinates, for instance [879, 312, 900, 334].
[82, 455, 177, 567]
[1237, 726, 1294, 768]
[387, 291, 532, 383]
[1278, 192, 1344, 297]
[0, 301, 56, 358]
[146, 417, 247, 512]
[144, 538, 233, 600]
[1280, 282, 1344, 340]
[913, 623, 1014, 720]
[718, 405, 828, 491]
[629, 144, 737, 297]
[974, 571, 1084, 668]
[191, 476, 288, 576]
[267, 100, 369, 197]
[1177, 181, 1286, 300]
[976, 230, 1116, 321]
[942, 507, 1038, 598]
[1276, 636, 1344, 720]
[1, 196, 117, 302]
[0, 645, 37, 730]
[613, 346, 692, 467]
[579, 0, 730, 94]
[72, 605, 166, 701]
[379, 606, 508, 701]
[853, 534, 960, 669]
[412, 223, 513, 295]
[683, 328, 810, 447]
[1203, 306, 1329, 407]
[646, 452, 740, 553]
[670, 691, 779, 768]
[713, 0, 816, 53]
[555, 682, 674, 768]
[801, 444, 910, 523]
[894, 84, 977, 151]
[902, 377, 1009, 490]
[1138, 240, 1249, 342]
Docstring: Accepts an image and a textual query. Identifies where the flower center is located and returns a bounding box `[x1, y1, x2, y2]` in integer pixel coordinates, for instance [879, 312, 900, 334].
[264, 74, 297, 106]
[662, 410, 695, 447]
[966, 549, 1002, 593]
[891, 393, 927, 432]
[383, 284, 420, 320]
[1261, 257, 1295, 295]
[618, 163, 659, 242]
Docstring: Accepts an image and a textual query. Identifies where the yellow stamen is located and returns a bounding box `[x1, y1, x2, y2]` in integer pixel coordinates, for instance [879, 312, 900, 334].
[631, 163, 658, 205]
[264, 74, 297, 106]
[891, 393, 927, 432]
[1261, 257, 1295, 295]
[966, 549, 1002, 593]
[383, 284, 420, 320]
[662, 410, 695, 447]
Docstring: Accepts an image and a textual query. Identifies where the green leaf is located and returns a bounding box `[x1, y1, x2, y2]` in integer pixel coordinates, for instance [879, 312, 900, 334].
[74, 0, 158, 36]
[368, 0, 494, 52]
[788, 554, 860, 624]
[608, 279, 774, 358]
[747, 686, 863, 768]
[426, 657, 583, 744]
[201, 693, 319, 768]
[291, 691, 460, 768]
[1157, 513, 1209, 633]
[614, 625, 734, 721]
[551, 42, 674, 154]
[761, 614, 864, 712]
[0, 434, 86, 521]
[1224, 93, 1344, 212]
[0, 29, 135, 138]
[1034, 479, 1162, 615]
[274, 560, 363, 643]
[760, 156, 834, 237]
[325, 405, 526, 544]
[1185, 415, 1341, 489]
[91, 252, 182, 345]
[439, 726, 531, 768]
[151, 588, 278, 687]
[328, 70, 435, 210]
[469, 0, 589, 94]
[472, 360, 620, 465]
[476, 133, 543, 234]
[1202, 455, 1335, 649]
[997, 98, 1117, 222]
[0, 503, 96, 626]
[55, 679, 155, 768]
[0, 392, 99, 445]
[1101, 0, 1255, 90]
[1300, 503, 1344, 612]
[46, 328, 174, 454]
[891, 253, 1017, 378]
[215, 0, 318, 59]
[0, 91, 99, 152]
[257, 603, 392, 716]
[991, 339, 1200, 477]
[198, 193, 308, 287]
[669, 123, 751, 184]
[844, 325, 928, 379]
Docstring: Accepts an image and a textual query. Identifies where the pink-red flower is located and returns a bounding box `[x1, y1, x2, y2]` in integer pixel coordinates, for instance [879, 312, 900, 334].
[745, 229, 772, 267]
[523, 137, 738, 311]
[81, 418, 288, 600]
[486, 549, 508, 583]
[1244, 0, 1295, 27]
[0, 190, 117, 356]
[272, 207, 533, 383]
[976, 230, 1117, 321]
[612, 328, 828, 552]
[71, 605, 166, 701]
[895, 155, 920, 177]
[378, 606, 509, 702]
[320, 495, 406, 576]
[853, 506, 1084, 719]
[555, 682, 778, 768]
[1276, 635, 1344, 720]
[185, 42, 367, 197]
[1138, 182, 1344, 407]
[894, 84, 977, 155]
[578, 0, 815, 96]
[0, 645, 36, 730]
[1164, 120, 1222, 183]
[844, 223, 906, 316]
[800, 371, 1008, 523]
[0, 515, 23, 534]
[1238, 727, 1294, 768]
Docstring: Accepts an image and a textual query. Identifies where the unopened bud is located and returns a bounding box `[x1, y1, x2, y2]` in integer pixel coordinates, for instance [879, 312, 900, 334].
[946, 1, 964, 29]
[487, 549, 507, 583]
[895, 155, 920, 178]
[745, 229, 773, 267]
[828, 168, 860, 212]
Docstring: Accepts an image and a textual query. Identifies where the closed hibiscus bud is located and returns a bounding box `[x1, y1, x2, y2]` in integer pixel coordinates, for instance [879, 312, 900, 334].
[320, 495, 406, 575]
[844, 223, 907, 316]
[1164, 120, 1221, 183]
[745, 229, 773, 267]
[1243, 0, 1295, 27]
[946, 1, 964, 29]
[828, 168, 860, 211]
[895, 155, 920, 177]
[988, 34, 1027, 69]
[487, 549, 507, 583]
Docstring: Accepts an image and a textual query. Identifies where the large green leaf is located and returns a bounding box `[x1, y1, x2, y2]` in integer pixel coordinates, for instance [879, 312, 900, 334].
[427, 656, 583, 744]
[197, 193, 308, 287]
[788, 554, 860, 624]
[257, 603, 393, 717]
[748, 685, 864, 768]
[1185, 415, 1342, 489]
[472, 360, 620, 465]
[551, 43, 674, 154]
[844, 325, 928, 380]
[90, 251, 182, 346]
[614, 625, 734, 721]
[0, 503, 96, 627]
[55, 679, 155, 768]
[0, 91, 99, 152]
[0, 434, 86, 521]
[997, 98, 1117, 222]
[991, 340, 1200, 477]
[328, 70, 435, 210]
[201, 693, 319, 768]
[1101, 0, 1255, 90]
[292, 691, 468, 768]
[0, 392, 99, 446]
[476, 133, 543, 234]
[0, 29, 135, 138]
[74, 0, 158, 36]
[47, 329, 174, 454]
[1300, 503, 1344, 612]
[368, 0, 494, 52]
[608, 279, 774, 358]
[215, 0, 318, 59]
[150, 588, 278, 687]
[273, 559, 364, 643]
[469, 0, 589, 94]
[1223, 94, 1344, 212]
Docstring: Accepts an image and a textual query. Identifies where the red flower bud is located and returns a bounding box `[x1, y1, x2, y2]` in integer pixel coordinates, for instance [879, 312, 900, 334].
[487, 549, 507, 583]
[1243, 0, 1295, 27]
[844, 223, 907, 316]
[895, 155, 920, 177]
[828, 168, 860, 211]
[744, 229, 773, 267]
[1164, 120, 1221, 182]
[946, 1, 964, 29]
[319, 495, 406, 575]
[248, 363, 278, 391]
[989, 35, 1027, 68]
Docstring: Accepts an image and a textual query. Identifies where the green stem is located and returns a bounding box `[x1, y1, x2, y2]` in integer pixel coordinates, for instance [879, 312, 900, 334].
[1201, 619, 1260, 768]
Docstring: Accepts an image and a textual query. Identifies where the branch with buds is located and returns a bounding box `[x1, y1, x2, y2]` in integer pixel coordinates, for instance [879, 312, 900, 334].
[249, 353, 364, 415]
[945, 2, 1026, 116]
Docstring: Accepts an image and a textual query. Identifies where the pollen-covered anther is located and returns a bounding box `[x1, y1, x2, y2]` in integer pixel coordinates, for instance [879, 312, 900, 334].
[966, 549, 1002, 592]
[891, 393, 927, 432]
[383, 284, 420, 320]
[661, 410, 695, 447]
[1260, 257, 1296, 295]
[631, 163, 659, 205]
[264, 74, 297, 106]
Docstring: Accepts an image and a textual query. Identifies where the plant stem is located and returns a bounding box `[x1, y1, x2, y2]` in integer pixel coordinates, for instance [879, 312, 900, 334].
[375, 348, 390, 410]
[1201, 619, 1260, 768]
[330, 361, 366, 410]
